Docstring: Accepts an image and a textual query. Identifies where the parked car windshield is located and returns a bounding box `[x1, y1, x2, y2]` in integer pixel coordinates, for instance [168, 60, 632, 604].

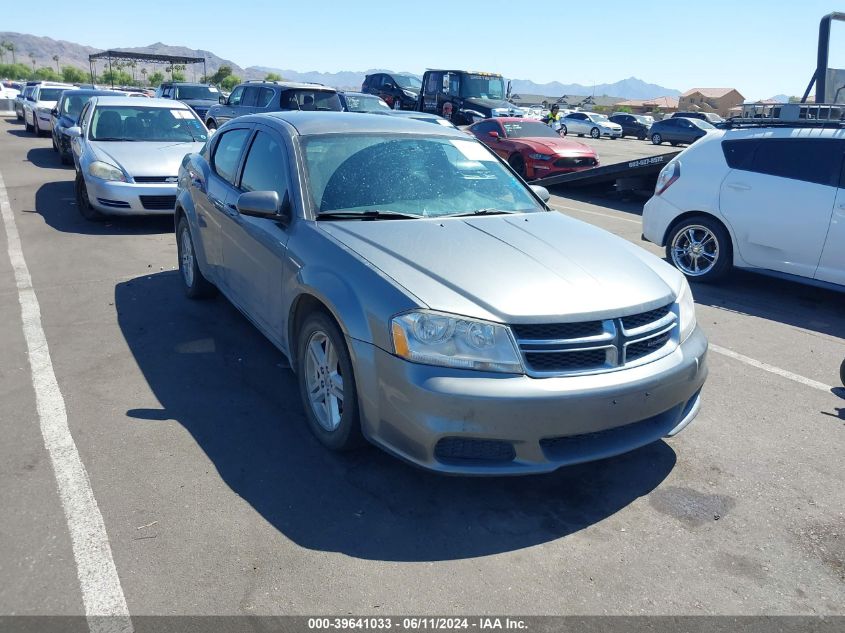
[394, 75, 422, 90]
[302, 134, 544, 217]
[38, 88, 65, 101]
[280, 89, 343, 112]
[62, 94, 94, 118]
[89, 106, 208, 142]
[459, 75, 505, 100]
[503, 121, 560, 139]
[689, 119, 715, 130]
[634, 115, 652, 125]
[174, 85, 219, 100]
[344, 94, 391, 113]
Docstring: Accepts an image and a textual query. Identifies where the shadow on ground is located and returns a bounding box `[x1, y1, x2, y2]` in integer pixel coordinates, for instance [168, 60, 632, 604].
[115, 271, 677, 562]
[31, 181, 173, 235]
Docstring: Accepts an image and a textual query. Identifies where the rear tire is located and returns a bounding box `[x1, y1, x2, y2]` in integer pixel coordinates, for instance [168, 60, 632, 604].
[560, 125, 568, 136]
[840, 358, 845, 387]
[665, 215, 732, 282]
[52, 135, 58, 151]
[206, 119, 217, 131]
[60, 151, 72, 166]
[651, 133, 662, 145]
[508, 154, 526, 179]
[24, 115, 32, 132]
[75, 174, 104, 221]
[296, 311, 364, 452]
[176, 217, 217, 299]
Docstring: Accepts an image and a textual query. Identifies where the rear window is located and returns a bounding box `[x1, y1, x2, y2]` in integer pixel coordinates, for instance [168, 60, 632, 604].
[747, 138, 844, 187]
[279, 89, 342, 112]
[38, 88, 65, 101]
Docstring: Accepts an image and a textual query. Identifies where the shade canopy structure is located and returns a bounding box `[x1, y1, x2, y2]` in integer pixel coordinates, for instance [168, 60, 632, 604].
[88, 50, 207, 86]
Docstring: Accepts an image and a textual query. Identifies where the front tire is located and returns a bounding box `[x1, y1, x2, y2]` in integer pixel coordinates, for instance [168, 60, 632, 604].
[296, 312, 363, 452]
[508, 154, 526, 179]
[24, 115, 32, 132]
[666, 216, 732, 282]
[651, 133, 662, 145]
[52, 135, 58, 151]
[75, 174, 104, 221]
[33, 116, 40, 136]
[176, 217, 217, 299]
[590, 127, 600, 139]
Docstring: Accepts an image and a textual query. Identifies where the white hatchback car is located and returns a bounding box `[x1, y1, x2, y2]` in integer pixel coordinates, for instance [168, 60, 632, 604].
[24, 82, 76, 136]
[643, 126, 844, 288]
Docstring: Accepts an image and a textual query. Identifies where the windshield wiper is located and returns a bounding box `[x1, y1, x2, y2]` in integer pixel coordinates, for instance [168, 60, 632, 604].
[94, 137, 137, 142]
[317, 210, 422, 221]
[449, 208, 518, 217]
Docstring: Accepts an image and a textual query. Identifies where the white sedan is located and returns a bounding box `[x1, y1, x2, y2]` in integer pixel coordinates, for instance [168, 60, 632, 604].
[560, 112, 622, 139]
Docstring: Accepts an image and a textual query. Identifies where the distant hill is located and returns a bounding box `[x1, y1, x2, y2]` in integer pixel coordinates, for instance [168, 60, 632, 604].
[0, 32, 680, 99]
[509, 76, 680, 100]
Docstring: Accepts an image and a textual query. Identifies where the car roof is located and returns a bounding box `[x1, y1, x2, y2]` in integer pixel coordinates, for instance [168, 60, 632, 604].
[483, 117, 543, 123]
[60, 89, 123, 99]
[159, 82, 211, 86]
[34, 82, 75, 88]
[90, 96, 193, 108]
[240, 81, 335, 91]
[240, 111, 470, 137]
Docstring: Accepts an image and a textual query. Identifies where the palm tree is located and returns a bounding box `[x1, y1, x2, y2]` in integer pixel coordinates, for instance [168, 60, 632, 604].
[52, 54, 59, 74]
[3, 42, 16, 66]
[28, 52, 36, 72]
[141, 68, 147, 86]
[127, 60, 137, 84]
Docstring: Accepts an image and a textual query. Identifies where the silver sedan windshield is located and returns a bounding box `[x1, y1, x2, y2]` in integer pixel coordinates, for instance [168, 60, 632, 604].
[302, 134, 544, 217]
[90, 106, 207, 142]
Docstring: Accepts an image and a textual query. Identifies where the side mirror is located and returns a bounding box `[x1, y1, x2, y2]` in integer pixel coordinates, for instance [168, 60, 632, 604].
[236, 190, 292, 225]
[219, 95, 226, 104]
[66, 126, 82, 138]
[530, 185, 551, 203]
[488, 131, 500, 139]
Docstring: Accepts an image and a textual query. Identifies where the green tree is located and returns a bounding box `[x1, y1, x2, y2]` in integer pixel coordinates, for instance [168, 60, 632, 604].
[220, 74, 241, 91]
[102, 69, 133, 86]
[61, 66, 88, 84]
[616, 105, 633, 113]
[3, 42, 17, 65]
[0, 63, 33, 80]
[148, 71, 164, 87]
[34, 67, 60, 81]
[209, 65, 232, 85]
[265, 72, 282, 82]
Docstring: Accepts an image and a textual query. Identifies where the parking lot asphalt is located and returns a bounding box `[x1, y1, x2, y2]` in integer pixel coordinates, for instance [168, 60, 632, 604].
[0, 116, 843, 617]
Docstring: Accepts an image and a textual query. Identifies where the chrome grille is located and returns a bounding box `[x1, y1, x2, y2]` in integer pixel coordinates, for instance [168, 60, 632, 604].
[513, 303, 677, 377]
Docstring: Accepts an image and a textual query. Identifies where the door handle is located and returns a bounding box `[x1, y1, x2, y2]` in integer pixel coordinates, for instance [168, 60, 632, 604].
[210, 196, 225, 212]
[726, 183, 751, 192]
[225, 203, 239, 216]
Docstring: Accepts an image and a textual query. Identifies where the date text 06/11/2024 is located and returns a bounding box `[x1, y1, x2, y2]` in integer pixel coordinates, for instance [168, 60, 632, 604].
[307, 617, 529, 630]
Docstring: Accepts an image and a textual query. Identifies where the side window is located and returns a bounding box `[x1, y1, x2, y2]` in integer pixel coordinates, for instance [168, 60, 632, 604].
[722, 140, 758, 170]
[748, 139, 844, 187]
[79, 102, 92, 134]
[228, 86, 245, 107]
[426, 72, 442, 95]
[256, 88, 274, 108]
[472, 121, 499, 137]
[447, 73, 460, 96]
[241, 87, 259, 107]
[239, 130, 289, 199]
[211, 128, 251, 185]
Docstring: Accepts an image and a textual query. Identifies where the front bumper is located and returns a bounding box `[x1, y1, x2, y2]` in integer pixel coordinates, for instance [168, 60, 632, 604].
[352, 327, 708, 475]
[602, 127, 623, 138]
[83, 178, 178, 215]
[642, 194, 684, 246]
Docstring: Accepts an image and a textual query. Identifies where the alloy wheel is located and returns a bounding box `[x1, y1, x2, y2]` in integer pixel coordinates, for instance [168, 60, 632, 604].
[670, 224, 719, 276]
[180, 227, 195, 288]
[304, 330, 345, 432]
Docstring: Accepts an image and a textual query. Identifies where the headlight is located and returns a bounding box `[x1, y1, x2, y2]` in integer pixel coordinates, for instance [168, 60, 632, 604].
[528, 153, 553, 161]
[403, 90, 416, 98]
[676, 277, 697, 342]
[390, 311, 523, 373]
[88, 161, 126, 182]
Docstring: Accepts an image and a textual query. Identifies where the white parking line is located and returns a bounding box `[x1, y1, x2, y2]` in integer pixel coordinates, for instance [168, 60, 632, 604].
[551, 203, 641, 224]
[0, 171, 133, 633]
[709, 343, 834, 393]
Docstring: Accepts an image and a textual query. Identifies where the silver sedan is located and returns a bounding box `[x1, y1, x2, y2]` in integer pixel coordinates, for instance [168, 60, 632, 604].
[561, 111, 623, 139]
[175, 112, 707, 475]
[69, 96, 208, 220]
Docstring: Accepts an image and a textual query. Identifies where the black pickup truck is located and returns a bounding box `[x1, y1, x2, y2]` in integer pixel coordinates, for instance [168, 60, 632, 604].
[417, 69, 524, 125]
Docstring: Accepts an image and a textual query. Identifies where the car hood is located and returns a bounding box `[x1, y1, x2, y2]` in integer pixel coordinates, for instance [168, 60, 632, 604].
[90, 140, 204, 177]
[180, 98, 217, 108]
[515, 137, 595, 156]
[318, 212, 681, 322]
[463, 97, 516, 112]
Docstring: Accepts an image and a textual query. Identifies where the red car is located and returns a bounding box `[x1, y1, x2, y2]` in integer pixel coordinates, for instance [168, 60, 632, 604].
[469, 117, 599, 180]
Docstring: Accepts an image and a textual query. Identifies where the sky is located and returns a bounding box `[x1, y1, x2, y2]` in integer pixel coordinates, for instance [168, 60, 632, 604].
[5, 0, 845, 99]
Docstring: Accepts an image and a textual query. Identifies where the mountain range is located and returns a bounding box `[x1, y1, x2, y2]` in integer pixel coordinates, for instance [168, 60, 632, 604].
[0, 31, 681, 99]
